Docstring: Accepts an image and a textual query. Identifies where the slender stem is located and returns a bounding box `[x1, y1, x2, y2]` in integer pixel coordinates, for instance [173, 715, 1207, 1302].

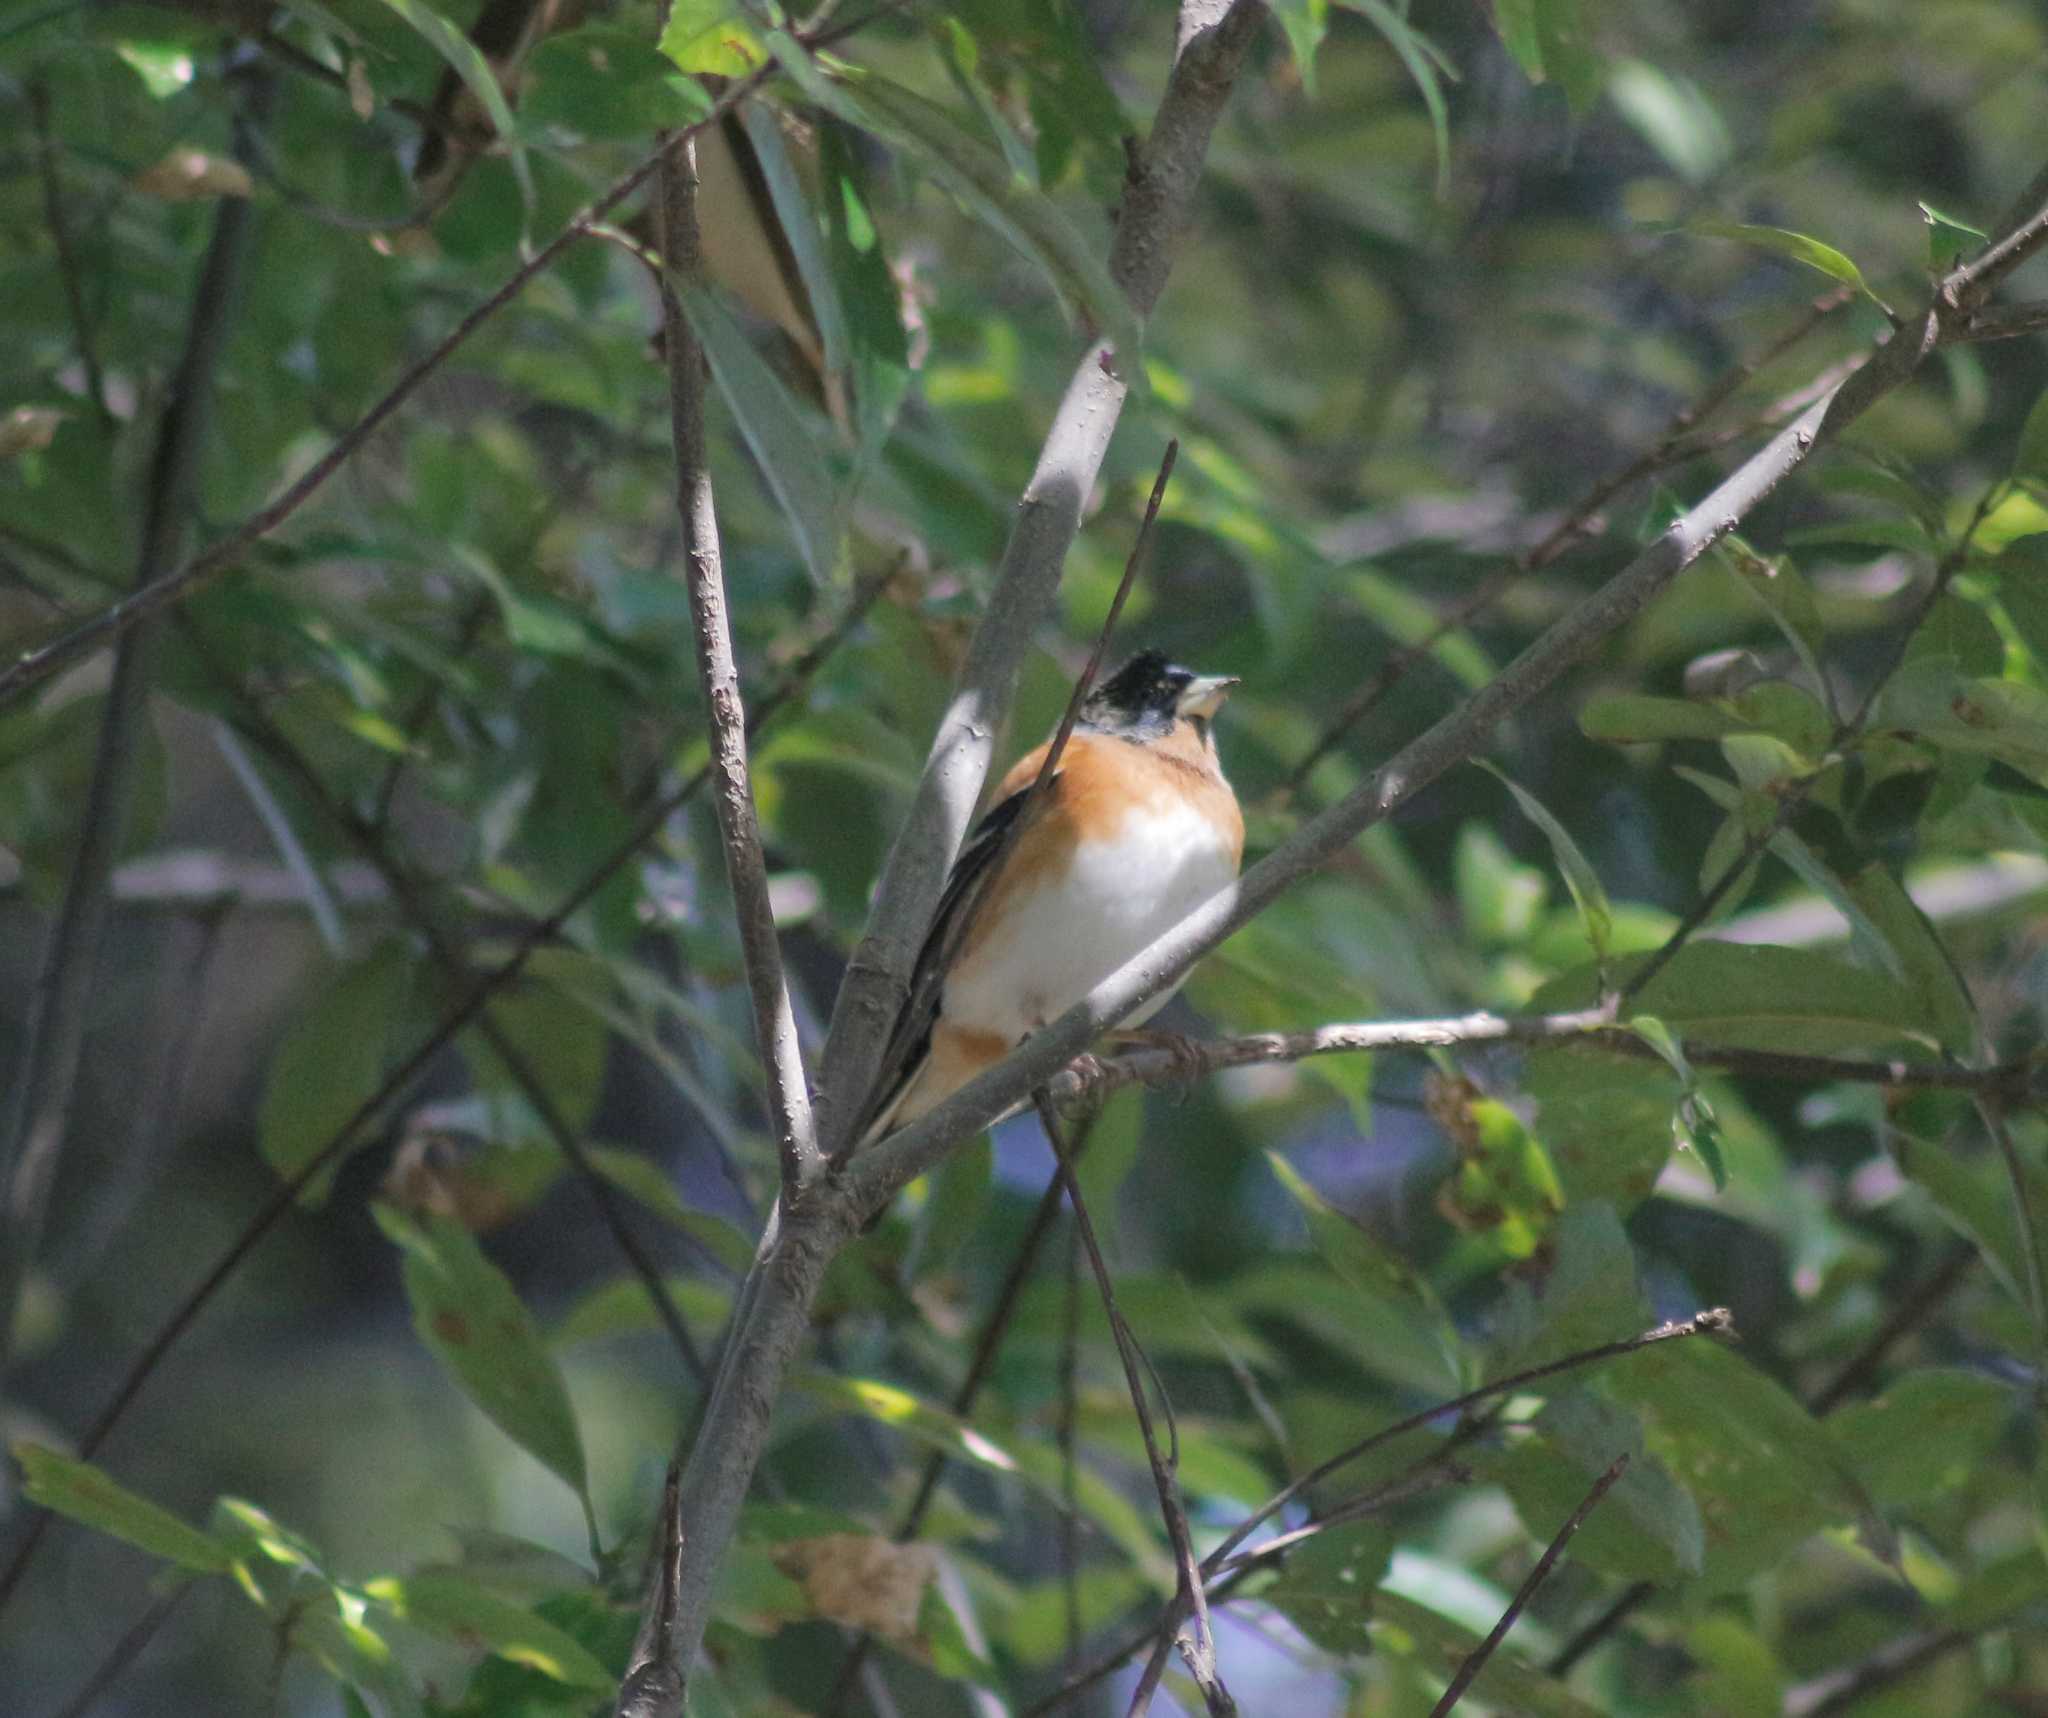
[657, 131, 820, 1194]
[1031, 1096, 1231, 1718]
[47, 1581, 192, 1718]
[1783, 1626, 1976, 1718]
[0, 74, 266, 1389]
[1060, 1215, 1084, 1676]
[1978, 1098, 2048, 1379]
[1050, 1011, 2035, 1107]
[1807, 1242, 1976, 1416]
[30, 78, 112, 430]
[1428, 1456, 1629, 1717]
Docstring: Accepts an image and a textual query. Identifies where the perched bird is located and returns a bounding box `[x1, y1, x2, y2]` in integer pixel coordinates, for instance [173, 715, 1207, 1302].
[860, 651, 1243, 1144]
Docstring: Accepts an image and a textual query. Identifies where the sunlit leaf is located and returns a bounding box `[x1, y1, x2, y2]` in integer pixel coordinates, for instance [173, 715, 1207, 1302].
[14, 1445, 231, 1573]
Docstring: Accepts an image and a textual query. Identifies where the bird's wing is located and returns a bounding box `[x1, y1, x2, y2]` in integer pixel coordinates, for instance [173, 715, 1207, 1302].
[855, 773, 1052, 1144]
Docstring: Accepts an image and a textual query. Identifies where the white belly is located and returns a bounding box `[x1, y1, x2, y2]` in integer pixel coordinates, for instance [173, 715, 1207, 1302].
[942, 799, 1239, 1042]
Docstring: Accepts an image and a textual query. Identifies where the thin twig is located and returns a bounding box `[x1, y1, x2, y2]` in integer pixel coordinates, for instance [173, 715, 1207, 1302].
[1060, 1214, 1084, 1676]
[1049, 1010, 2037, 1108]
[0, 573, 884, 1623]
[1783, 1626, 1975, 1718]
[47, 1581, 192, 1718]
[657, 130, 820, 1195]
[1031, 1095, 1233, 1718]
[1428, 1455, 1629, 1717]
[1977, 1097, 2048, 1378]
[30, 78, 111, 430]
[1807, 1241, 1977, 1415]
[0, 75, 266, 1388]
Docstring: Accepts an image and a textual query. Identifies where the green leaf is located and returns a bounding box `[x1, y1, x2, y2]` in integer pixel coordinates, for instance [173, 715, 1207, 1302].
[525, 26, 713, 139]
[373, 1208, 593, 1523]
[258, 942, 416, 1203]
[771, 39, 1145, 377]
[1993, 537, 2048, 664]
[1845, 865, 1979, 1055]
[1266, 1153, 1463, 1392]
[676, 277, 841, 586]
[581, 1145, 757, 1278]
[1829, 1369, 2015, 1508]
[1494, 1390, 1705, 1582]
[1579, 694, 1744, 743]
[741, 103, 848, 377]
[1879, 660, 2048, 784]
[365, 1571, 610, 1687]
[1269, 0, 1330, 92]
[1260, 1520, 1393, 1659]
[1921, 201, 1986, 270]
[1489, 0, 1544, 79]
[657, 0, 766, 76]
[1535, 942, 1939, 1054]
[2015, 386, 2048, 489]
[1481, 762, 1613, 963]
[1372, 1590, 1609, 1717]
[1607, 1338, 1883, 1590]
[1525, 1045, 1677, 1211]
[1893, 1133, 2048, 1313]
[369, 0, 530, 204]
[1338, 1, 1454, 193]
[1691, 220, 1872, 296]
[1454, 822, 1548, 945]
[797, 1374, 1022, 1478]
[1489, 1203, 1648, 1374]
[14, 1444, 231, 1573]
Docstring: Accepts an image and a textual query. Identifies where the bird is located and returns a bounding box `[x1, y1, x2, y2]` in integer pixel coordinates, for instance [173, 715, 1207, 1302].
[858, 650, 1243, 1146]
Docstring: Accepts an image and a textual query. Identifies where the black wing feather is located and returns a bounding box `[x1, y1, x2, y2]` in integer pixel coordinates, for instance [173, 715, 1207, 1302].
[856, 778, 1048, 1141]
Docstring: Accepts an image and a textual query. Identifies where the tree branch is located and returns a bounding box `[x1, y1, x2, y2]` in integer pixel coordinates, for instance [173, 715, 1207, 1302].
[0, 72, 266, 1388]
[1429, 1455, 1629, 1717]
[1047, 1011, 2037, 1107]
[811, 0, 1266, 1152]
[658, 132, 820, 1195]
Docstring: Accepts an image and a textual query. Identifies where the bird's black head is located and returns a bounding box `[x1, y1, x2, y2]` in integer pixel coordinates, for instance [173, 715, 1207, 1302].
[1078, 650, 1238, 742]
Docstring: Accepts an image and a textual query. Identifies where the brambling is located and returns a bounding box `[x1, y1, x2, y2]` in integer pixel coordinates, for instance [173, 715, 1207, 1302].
[860, 650, 1243, 1144]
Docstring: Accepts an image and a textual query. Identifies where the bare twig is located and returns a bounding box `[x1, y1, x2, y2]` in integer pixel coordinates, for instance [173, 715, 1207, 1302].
[1783, 1626, 1976, 1718]
[1428, 1455, 1629, 1717]
[47, 1581, 193, 1718]
[0, 574, 883, 1623]
[1030, 1096, 1231, 1718]
[1048, 1011, 2037, 1107]
[1060, 1214, 1084, 1675]
[0, 77, 265, 1387]
[1808, 1242, 1977, 1416]
[30, 77, 111, 430]
[1978, 1097, 2048, 1376]
[657, 132, 819, 1195]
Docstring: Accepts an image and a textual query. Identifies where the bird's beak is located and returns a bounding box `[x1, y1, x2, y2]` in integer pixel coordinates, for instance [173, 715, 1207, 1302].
[1176, 674, 1240, 719]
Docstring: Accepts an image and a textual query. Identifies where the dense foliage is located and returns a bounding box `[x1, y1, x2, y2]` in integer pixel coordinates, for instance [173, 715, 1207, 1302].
[4, 0, 2048, 1714]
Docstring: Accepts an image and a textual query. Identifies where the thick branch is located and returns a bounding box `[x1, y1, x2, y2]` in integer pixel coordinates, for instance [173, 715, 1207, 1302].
[0, 79, 264, 1385]
[658, 135, 820, 1193]
[811, 0, 1266, 1150]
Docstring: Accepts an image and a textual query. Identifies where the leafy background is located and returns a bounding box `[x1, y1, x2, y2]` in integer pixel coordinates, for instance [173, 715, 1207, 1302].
[3, 0, 2048, 1713]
